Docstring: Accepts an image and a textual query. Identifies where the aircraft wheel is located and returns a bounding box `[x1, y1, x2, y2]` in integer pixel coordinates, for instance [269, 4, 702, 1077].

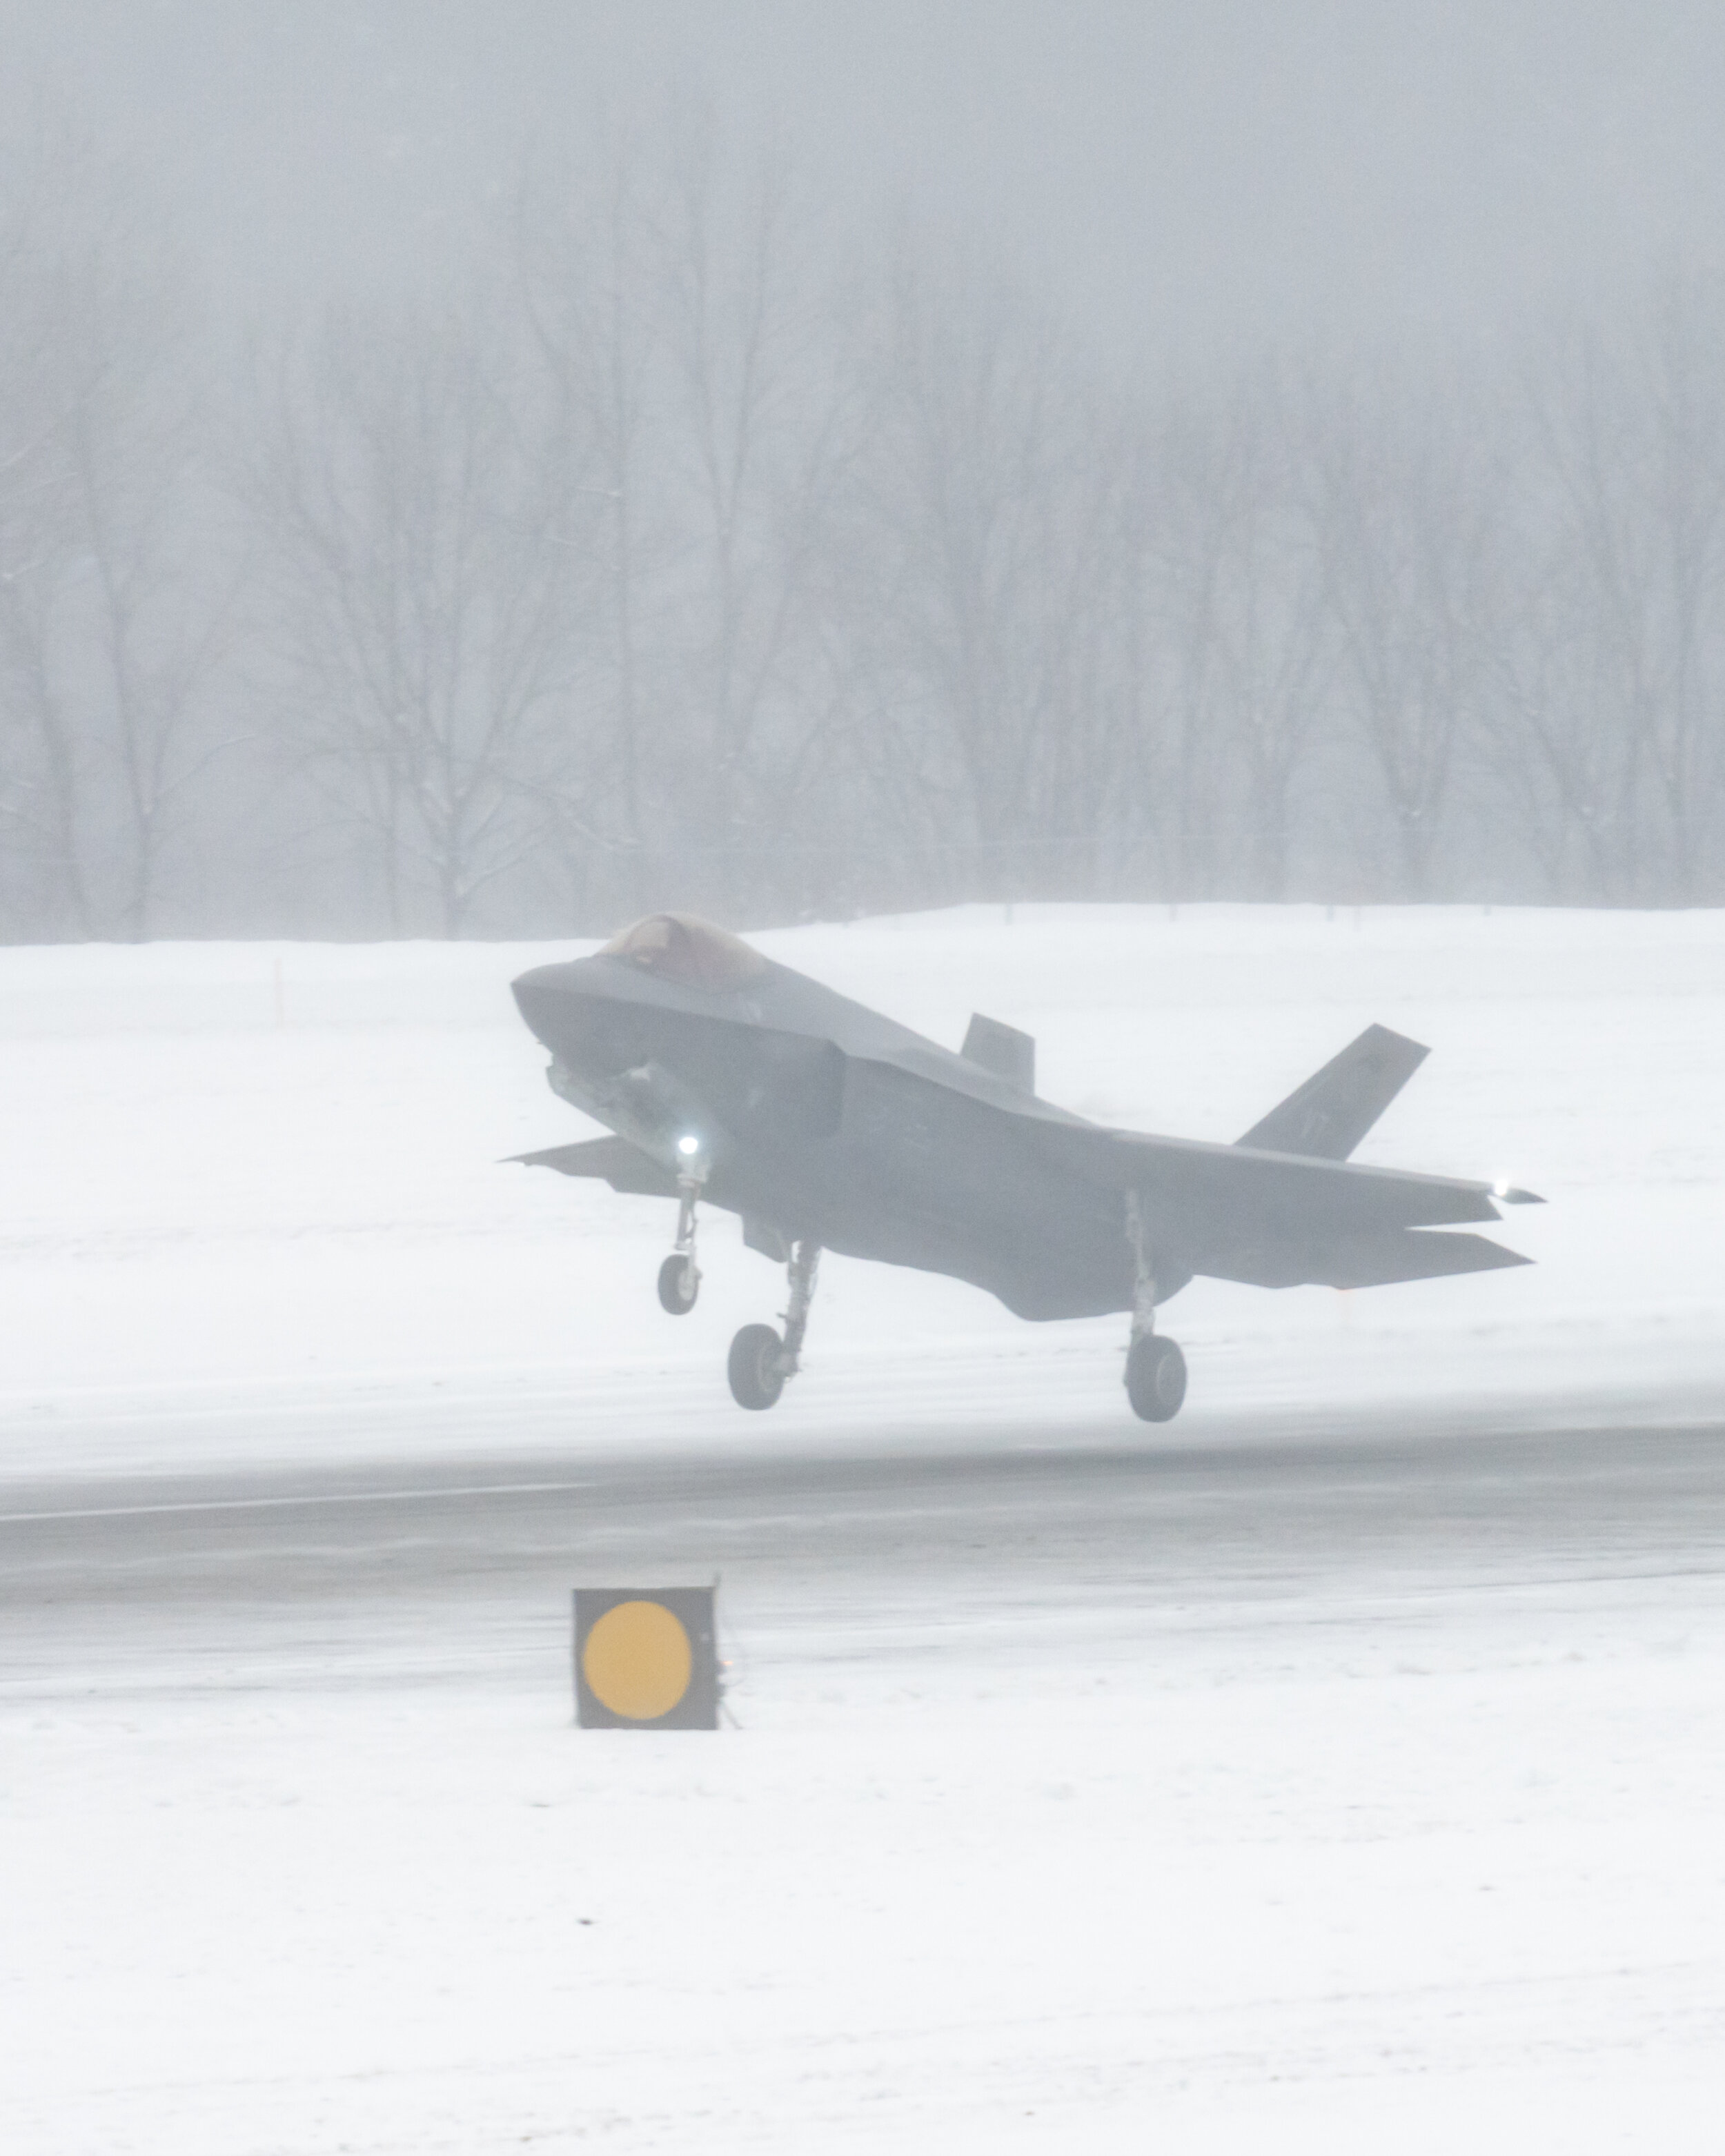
[728, 1323, 787, 1410]
[1125, 1334, 1187, 1423]
[657, 1253, 699, 1315]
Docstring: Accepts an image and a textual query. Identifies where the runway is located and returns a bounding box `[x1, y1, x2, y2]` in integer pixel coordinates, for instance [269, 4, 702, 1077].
[9, 1383, 1725, 2153]
[8, 1394, 1725, 1702]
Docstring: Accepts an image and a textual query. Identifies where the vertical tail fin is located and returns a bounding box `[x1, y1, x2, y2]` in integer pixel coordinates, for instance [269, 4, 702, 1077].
[1236, 1023, 1428, 1161]
[961, 1013, 1036, 1094]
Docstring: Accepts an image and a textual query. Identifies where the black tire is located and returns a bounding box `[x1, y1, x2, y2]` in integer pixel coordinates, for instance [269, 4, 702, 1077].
[728, 1323, 786, 1410]
[1125, 1334, 1187, 1423]
[657, 1253, 699, 1315]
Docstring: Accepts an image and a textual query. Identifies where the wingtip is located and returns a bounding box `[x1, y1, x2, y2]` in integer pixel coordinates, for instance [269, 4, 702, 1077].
[1372, 1021, 1430, 1062]
[1496, 1186, 1544, 1207]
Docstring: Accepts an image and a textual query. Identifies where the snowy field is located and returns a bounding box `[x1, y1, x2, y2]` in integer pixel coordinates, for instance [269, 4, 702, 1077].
[3, 905, 1725, 2151]
[1, 902, 1722, 1458]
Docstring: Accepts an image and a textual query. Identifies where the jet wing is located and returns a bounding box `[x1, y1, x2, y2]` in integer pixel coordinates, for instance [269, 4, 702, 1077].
[1032, 1120, 1538, 1285]
[1069, 1127, 1516, 1227]
[510, 1134, 680, 1196]
[1205, 1227, 1530, 1290]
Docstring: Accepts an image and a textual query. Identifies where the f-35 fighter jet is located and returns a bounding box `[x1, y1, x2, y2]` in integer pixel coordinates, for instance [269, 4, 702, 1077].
[511, 913, 1540, 1421]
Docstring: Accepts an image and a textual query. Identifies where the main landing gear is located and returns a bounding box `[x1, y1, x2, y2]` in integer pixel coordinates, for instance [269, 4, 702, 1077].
[652, 1171, 819, 1412]
[656, 1160, 705, 1314]
[729, 1239, 820, 1411]
[1124, 1191, 1187, 1423]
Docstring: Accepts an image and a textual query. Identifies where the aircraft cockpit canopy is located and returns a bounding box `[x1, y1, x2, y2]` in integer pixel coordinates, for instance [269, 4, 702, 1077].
[598, 912, 767, 992]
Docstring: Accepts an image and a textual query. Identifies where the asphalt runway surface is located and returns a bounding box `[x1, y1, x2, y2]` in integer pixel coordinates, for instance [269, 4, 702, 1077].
[7, 1395, 1725, 1701]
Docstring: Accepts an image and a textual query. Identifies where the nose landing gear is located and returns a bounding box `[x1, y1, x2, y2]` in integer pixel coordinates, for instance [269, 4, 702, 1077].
[657, 1252, 699, 1314]
[728, 1238, 820, 1410]
[1124, 1191, 1187, 1422]
[656, 1162, 706, 1314]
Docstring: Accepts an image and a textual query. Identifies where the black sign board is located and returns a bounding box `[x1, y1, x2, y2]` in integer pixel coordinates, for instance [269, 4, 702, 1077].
[572, 1586, 719, 1730]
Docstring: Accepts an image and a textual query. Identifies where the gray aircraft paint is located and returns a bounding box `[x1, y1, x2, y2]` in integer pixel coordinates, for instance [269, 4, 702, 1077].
[511, 916, 1539, 1329]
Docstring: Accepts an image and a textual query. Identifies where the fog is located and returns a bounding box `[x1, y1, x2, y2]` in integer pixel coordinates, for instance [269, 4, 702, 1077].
[9, 18, 1725, 2139]
[4, 1, 1725, 937]
[16, 2, 1725, 353]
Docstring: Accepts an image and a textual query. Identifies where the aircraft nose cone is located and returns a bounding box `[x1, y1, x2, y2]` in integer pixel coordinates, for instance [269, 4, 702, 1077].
[511, 960, 589, 1049]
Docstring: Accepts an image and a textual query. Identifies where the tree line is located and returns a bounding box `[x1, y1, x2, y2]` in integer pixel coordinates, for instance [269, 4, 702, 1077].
[3, 122, 1724, 942]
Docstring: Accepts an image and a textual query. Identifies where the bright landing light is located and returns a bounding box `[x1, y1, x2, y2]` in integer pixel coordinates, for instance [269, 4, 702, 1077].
[677, 1134, 702, 1157]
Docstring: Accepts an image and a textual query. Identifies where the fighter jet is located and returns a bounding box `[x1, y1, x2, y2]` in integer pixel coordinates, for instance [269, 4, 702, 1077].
[511, 912, 1541, 1420]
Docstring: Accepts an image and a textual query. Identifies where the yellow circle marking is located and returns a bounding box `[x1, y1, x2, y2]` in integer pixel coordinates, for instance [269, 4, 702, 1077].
[582, 1600, 693, 1721]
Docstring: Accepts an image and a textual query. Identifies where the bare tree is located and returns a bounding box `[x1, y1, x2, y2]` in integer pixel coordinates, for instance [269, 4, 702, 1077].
[837, 235, 1122, 900]
[0, 133, 228, 940]
[1472, 427, 1629, 901]
[517, 139, 667, 914]
[1310, 373, 1489, 898]
[660, 119, 856, 907]
[1522, 288, 1725, 902]
[1206, 388, 1336, 899]
[515, 117, 860, 922]
[1045, 392, 1172, 898]
[15, 103, 1725, 943]
[248, 300, 576, 936]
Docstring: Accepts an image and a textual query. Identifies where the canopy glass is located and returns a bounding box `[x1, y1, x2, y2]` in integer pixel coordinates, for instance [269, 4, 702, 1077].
[598, 913, 767, 991]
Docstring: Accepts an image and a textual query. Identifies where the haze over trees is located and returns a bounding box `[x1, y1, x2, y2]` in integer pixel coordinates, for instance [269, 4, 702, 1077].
[2, 121, 1724, 940]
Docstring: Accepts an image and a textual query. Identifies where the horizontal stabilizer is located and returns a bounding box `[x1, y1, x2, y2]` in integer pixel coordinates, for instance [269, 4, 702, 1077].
[1214, 1229, 1531, 1292]
[1041, 1119, 1506, 1232]
[1237, 1023, 1429, 1161]
[962, 1012, 1036, 1094]
[509, 1134, 678, 1196]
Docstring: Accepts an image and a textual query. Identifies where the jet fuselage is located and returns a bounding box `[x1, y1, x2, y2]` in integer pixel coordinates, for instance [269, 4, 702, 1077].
[511, 948, 1143, 1319]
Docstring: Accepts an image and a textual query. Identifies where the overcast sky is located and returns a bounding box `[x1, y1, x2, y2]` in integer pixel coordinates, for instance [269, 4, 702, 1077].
[6, 1, 1724, 362]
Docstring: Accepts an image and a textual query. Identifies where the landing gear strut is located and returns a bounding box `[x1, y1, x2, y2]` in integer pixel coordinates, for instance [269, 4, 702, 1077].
[728, 1239, 820, 1410]
[1123, 1191, 1186, 1422]
[656, 1163, 705, 1315]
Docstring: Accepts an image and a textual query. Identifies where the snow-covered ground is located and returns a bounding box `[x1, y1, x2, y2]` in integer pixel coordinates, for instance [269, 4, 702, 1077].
[3, 906, 1724, 2152]
[13, 1570, 1725, 2155]
[1, 902, 1721, 1467]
